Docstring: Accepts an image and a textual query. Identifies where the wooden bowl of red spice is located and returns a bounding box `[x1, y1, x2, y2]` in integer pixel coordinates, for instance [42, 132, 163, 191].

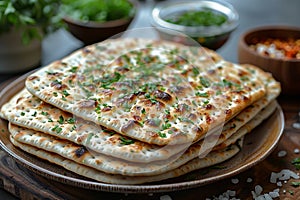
[238, 26, 300, 95]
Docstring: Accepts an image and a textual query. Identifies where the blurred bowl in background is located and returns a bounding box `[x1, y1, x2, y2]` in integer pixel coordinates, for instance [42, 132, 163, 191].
[238, 26, 300, 95]
[151, 0, 239, 50]
[62, 0, 137, 45]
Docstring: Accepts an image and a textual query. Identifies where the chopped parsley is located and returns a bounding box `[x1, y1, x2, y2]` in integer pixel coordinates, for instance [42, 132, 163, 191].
[51, 125, 62, 133]
[100, 72, 123, 89]
[69, 66, 78, 73]
[120, 136, 134, 145]
[70, 125, 77, 132]
[157, 131, 167, 138]
[67, 117, 76, 124]
[195, 91, 209, 97]
[192, 67, 200, 77]
[162, 123, 171, 130]
[57, 115, 65, 124]
[62, 90, 70, 97]
[141, 108, 146, 115]
[291, 181, 300, 187]
[41, 111, 49, 116]
[199, 77, 210, 88]
[31, 111, 37, 117]
[292, 157, 300, 170]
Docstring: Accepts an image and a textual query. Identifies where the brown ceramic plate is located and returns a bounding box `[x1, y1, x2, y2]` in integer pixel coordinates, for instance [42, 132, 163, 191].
[0, 73, 285, 194]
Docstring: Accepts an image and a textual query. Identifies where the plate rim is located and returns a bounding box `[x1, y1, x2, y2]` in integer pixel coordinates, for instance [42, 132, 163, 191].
[0, 73, 285, 194]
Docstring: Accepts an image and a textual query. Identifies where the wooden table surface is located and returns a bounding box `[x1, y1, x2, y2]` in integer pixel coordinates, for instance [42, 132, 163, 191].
[0, 78, 299, 200]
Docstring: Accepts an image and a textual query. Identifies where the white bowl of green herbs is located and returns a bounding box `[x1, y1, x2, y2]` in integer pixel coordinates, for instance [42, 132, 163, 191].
[151, 0, 239, 50]
[61, 0, 137, 45]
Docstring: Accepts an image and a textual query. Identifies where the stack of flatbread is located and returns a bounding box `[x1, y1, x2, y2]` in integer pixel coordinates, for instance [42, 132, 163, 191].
[0, 38, 281, 185]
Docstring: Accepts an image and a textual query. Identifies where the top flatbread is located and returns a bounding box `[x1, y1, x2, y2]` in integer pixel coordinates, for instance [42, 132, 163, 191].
[25, 38, 268, 145]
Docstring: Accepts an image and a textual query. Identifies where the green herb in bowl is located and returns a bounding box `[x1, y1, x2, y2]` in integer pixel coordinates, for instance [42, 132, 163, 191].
[61, 0, 135, 23]
[165, 9, 227, 27]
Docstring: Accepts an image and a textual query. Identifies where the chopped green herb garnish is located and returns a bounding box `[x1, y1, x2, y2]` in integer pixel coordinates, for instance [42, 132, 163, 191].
[56, 127, 62, 133]
[67, 118, 76, 124]
[157, 131, 167, 138]
[53, 92, 58, 97]
[164, 109, 170, 115]
[86, 133, 94, 144]
[292, 157, 300, 170]
[291, 181, 300, 187]
[69, 66, 78, 73]
[192, 67, 200, 77]
[141, 108, 146, 115]
[41, 111, 49, 116]
[51, 125, 59, 131]
[20, 112, 25, 116]
[203, 100, 210, 105]
[70, 125, 77, 132]
[31, 111, 37, 117]
[195, 91, 209, 97]
[222, 79, 240, 88]
[100, 72, 123, 89]
[62, 90, 70, 97]
[120, 136, 134, 145]
[162, 123, 171, 130]
[200, 77, 210, 88]
[57, 115, 64, 124]
[240, 76, 249, 82]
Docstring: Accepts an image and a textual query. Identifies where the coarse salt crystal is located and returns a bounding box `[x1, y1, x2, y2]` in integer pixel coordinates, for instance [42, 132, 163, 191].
[270, 172, 278, 183]
[160, 195, 172, 200]
[231, 178, 239, 184]
[292, 122, 300, 129]
[255, 195, 265, 200]
[206, 190, 239, 200]
[277, 150, 287, 157]
[263, 193, 273, 200]
[255, 185, 263, 195]
[294, 148, 300, 154]
[270, 169, 300, 183]
[247, 178, 253, 183]
[276, 181, 282, 187]
[269, 190, 280, 198]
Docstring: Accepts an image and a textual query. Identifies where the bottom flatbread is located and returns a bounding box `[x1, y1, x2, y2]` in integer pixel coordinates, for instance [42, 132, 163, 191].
[10, 136, 242, 185]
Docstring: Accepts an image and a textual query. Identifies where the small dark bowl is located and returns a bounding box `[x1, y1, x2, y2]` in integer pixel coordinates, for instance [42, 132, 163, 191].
[63, 0, 137, 45]
[238, 26, 300, 95]
[151, 0, 239, 50]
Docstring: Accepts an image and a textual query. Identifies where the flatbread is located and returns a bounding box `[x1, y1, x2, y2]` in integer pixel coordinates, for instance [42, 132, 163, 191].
[25, 38, 268, 146]
[7, 99, 276, 176]
[10, 135, 242, 184]
[0, 79, 278, 163]
[0, 89, 188, 163]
